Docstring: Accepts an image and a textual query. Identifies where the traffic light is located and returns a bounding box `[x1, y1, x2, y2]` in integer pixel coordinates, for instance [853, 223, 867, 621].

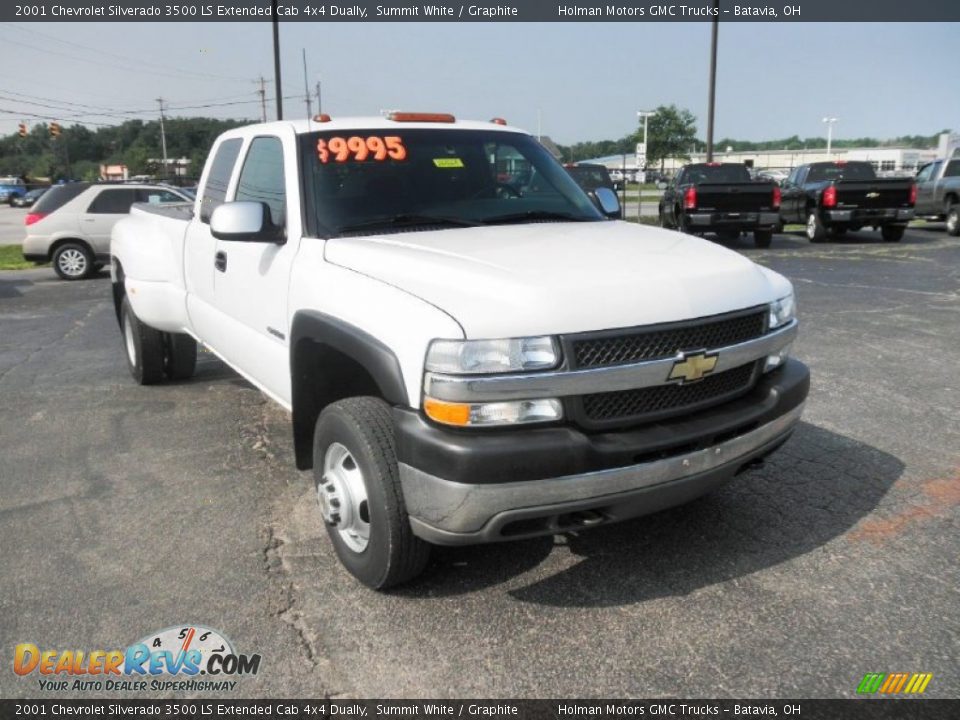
[18, 122, 27, 138]
[49, 122, 61, 137]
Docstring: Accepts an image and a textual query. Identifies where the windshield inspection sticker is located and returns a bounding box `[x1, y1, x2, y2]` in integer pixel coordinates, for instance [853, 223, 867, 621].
[433, 158, 465, 168]
[317, 136, 407, 163]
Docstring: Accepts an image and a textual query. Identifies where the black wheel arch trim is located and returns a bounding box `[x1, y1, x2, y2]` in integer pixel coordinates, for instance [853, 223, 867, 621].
[289, 310, 409, 470]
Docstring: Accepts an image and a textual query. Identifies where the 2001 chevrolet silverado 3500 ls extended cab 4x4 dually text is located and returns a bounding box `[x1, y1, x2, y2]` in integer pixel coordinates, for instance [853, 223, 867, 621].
[111, 113, 809, 589]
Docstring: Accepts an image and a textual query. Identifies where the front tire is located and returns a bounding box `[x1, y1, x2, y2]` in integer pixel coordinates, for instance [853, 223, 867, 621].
[313, 397, 430, 590]
[52, 243, 94, 280]
[753, 230, 773, 248]
[121, 297, 164, 385]
[164, 333, 197, 380]
[806, 210, 827, 243]
[881, 225, 905, 242]
[946, 202, 959, 237]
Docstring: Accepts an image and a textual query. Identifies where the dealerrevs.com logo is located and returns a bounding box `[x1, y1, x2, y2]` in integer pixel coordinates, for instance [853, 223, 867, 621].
[14, 625, 261, 693]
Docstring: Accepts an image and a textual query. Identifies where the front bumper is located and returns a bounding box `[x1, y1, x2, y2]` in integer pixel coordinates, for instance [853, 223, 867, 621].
[397, 358, 809, 545]
[687, 211, 780, 229]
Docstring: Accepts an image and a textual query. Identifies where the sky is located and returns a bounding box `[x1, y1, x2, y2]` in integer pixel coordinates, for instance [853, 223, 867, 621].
[0, 21, 957, 146]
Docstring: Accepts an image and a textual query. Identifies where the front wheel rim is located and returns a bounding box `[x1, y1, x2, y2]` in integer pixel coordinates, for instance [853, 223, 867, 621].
[319, 442, 370, 553]
[57, 248, 87, 277]
[948, 211, 958, 233]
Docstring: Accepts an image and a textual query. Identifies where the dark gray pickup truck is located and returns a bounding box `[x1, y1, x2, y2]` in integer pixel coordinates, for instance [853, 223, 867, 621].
[914, 157, 960, 236]
[658, 163, 781, 248]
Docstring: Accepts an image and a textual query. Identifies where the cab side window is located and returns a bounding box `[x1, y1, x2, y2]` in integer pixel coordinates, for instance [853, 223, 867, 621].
[200, 138, 242, 223]
[234, 137, 286, 228]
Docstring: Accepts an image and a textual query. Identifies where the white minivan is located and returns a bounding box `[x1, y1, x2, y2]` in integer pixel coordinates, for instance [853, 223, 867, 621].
[22, 182, 191, 279]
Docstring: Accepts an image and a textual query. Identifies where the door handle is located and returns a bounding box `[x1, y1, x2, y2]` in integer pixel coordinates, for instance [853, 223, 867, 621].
[214, 251, 227, 272]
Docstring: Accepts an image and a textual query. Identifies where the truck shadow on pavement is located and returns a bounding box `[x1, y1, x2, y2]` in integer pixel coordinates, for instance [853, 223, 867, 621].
[409, 421, 903, 605]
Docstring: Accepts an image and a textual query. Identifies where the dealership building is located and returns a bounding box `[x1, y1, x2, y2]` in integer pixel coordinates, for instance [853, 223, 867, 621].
[586, 132, 958, 177]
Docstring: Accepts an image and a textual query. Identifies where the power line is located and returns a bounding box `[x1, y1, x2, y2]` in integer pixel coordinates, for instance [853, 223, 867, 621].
[7, 23, 251, 83]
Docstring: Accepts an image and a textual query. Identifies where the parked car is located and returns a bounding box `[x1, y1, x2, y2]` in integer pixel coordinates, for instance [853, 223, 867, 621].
[110, 113, 808, 589]
[658, 163, 781, 247]
[913, 158, 960, 236]
[757, 169, 789, 185]
[10, 187, 48, 208]
[778, 161, 916, 242]
[22, 182, 192, 280]
[0, 176, 28, 205]
[564, 163, 622, 218]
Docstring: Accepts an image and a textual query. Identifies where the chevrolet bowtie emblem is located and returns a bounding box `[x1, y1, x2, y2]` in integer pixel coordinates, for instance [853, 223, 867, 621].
[866, 191, 880, 198]
[668, 351, 719, 384]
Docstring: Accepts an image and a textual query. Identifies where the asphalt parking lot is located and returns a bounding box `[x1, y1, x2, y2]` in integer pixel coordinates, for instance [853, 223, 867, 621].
[1, 224, 958, 699]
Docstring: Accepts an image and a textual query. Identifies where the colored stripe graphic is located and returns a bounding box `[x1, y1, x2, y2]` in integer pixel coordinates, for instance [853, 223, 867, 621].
[858, 673, 885, 693]
[858, 672, 932, 694]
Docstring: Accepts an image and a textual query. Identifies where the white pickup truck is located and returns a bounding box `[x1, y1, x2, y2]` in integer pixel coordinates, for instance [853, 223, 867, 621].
[111, 113, 809, 589]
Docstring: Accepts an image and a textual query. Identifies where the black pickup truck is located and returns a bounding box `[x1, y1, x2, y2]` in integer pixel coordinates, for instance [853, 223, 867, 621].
[658, 163, 781, 248]
[779, 161, 916, 242]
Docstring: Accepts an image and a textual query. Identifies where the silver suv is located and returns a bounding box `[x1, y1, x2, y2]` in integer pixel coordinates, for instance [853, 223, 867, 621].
[22, 183, 191, 280]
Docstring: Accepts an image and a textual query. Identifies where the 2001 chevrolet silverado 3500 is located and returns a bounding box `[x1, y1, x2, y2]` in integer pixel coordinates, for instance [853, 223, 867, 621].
[111, 113, 810, 589]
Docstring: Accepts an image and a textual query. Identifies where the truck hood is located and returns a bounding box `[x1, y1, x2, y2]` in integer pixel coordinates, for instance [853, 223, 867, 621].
[324, 221, 784, 338]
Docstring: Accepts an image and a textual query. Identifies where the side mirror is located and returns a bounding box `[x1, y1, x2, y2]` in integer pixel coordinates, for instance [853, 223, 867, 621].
[210, 201, 282, 242]
[594, 187, 622, 219]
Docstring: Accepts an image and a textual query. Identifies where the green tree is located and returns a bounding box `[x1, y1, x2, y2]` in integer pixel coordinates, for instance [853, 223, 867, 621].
[642, 105, 698, 170]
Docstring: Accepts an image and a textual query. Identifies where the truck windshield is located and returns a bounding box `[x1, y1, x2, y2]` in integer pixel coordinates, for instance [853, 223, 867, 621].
[806, 162, 876, 183]
[300, 129, 603, 236]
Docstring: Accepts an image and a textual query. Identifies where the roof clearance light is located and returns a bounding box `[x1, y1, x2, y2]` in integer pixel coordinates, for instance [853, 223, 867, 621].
[313, 113, 332, 123]
[387, 112, 456, 123]
[490, 117, 507, 125]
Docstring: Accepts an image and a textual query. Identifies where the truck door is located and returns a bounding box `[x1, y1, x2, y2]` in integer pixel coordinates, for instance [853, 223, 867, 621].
[210, 131, 301, 405]
[913, 161, 940, 215]
[184, 137, 243, 349]
[780, 167, 804, 222]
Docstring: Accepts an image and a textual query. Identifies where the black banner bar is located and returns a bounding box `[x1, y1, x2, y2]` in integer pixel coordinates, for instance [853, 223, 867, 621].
[4, 0, 960, 23]
[1, 700, 959, 720]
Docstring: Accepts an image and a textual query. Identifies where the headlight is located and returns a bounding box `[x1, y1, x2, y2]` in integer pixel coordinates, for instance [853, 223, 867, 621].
[425, 336, 560, 374]
[423, 397, 563, 427]
[768, 293, 795, 330]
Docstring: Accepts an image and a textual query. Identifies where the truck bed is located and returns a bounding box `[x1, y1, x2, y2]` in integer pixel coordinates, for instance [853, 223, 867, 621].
[130, 201, 195, 220]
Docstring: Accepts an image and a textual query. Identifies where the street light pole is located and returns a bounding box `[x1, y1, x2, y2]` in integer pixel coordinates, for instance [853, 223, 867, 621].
[706, 1, 719, 162]
[822, 117, 838, 157]
[637, 110, 656, 183]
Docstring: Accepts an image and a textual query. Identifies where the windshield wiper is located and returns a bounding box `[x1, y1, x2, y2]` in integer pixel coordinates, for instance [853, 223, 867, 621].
[336, 214, 481, 234]
[481, 210, 593, 225]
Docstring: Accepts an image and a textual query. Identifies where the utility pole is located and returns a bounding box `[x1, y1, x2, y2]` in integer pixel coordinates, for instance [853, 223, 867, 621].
[271, 0, 283, 120]
[315, 81, 322, 115]
[257, 76, 268, 123]
[823, 117, 838, 157]
[302, 49, 312, 119]
[156, 97, 168, 179]
[705, 0, 719, 162]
